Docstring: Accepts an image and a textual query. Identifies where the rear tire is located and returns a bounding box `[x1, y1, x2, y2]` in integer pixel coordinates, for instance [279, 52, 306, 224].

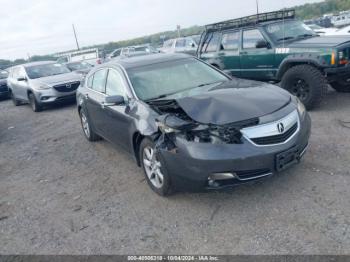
[331, 81, 350, 93]
[139, 138, 173, 196]
[28, 93, 42, 112]
[10, 90, 20, 106]
[281, 65, 327, 110]
[79, 108, 100, 142]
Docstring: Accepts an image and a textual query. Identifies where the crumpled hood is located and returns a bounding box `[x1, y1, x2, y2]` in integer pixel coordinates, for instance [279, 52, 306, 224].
[173, 80, 291, 125]
[32, 72, 82, 86]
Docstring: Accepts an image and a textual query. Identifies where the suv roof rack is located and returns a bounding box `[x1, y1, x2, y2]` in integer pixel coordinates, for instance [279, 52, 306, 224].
[205, 9, 295, 31]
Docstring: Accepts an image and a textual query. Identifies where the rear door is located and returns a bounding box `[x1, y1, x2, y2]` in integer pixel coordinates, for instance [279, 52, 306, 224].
[240, 28, 275, 80]
[217, 30, 241, 77]
[85, 69, 108, 134]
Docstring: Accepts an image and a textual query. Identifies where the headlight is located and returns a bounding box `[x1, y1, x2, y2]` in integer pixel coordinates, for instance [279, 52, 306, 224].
[297, 98, 306, 117]
[36, 84, 51, 90]
[156, 122, 179, 134]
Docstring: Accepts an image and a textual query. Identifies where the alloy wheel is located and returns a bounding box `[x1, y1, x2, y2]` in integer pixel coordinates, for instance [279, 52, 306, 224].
[143, 146, 164, 189]
[292, 79, 310, 101]
[80, 112, 90, 138]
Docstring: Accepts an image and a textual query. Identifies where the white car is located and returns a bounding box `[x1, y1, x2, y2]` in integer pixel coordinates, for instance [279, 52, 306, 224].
[307, 24, 338, 35]
[329, 25, 350, 36]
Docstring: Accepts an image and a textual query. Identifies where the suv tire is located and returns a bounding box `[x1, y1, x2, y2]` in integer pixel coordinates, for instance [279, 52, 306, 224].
[140, 138, 173, 196]
[281, 65, 327, 110]
[28, 93, 42, 112]
[79, 108, 101, 142]
[331, 81, 350, 93]
[10, 90, 21, 106]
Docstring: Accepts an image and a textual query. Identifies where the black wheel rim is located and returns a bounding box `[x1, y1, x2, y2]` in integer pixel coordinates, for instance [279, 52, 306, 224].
[291, 78, 310, 101]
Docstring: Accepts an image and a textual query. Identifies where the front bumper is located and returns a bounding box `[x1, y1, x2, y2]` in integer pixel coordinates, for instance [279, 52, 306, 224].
[33, 88, 77, 105]
[325, 64, 350, 83]
[158, 113, 311, 191]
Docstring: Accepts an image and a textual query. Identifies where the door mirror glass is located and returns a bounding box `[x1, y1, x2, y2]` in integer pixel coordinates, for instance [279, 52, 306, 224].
[255, 40, 269, 49]
[105, 95, 124, 105]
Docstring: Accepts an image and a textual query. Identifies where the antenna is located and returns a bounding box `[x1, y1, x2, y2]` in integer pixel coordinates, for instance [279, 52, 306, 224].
[72, 24, 80, 51]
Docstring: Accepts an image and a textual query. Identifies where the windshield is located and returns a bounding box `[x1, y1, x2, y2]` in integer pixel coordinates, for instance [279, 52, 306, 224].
[264, 20, 316, 42]
[26, 63, 71, 79]
[0, 70, 8, 79]
[66, 62, 92, 71]
[128, 58, 229, 101]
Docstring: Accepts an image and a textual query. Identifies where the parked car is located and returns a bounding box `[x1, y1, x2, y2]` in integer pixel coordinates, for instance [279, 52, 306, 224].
[76, 53, 311, 196]
[65, 61, 93, 75]
[197, 9, 350, 109]
[7, 61, 82, 112]
[160, 35, 200, 55]
[327, 25, 350, 35]
[107, 44, 158, 60]
[0, 70, 9, 98]
[56, 48, 102, 66]
[307, 24, 338, 35]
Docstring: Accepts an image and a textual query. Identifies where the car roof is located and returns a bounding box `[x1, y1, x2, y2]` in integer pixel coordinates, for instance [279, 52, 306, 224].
[107, 53, 192, 69]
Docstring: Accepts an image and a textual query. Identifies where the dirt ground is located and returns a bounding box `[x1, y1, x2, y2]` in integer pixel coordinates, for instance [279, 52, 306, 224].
[0, 89, 349, 255]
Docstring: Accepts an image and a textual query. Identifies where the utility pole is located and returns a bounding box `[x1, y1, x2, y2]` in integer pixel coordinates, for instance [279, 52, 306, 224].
[72, 24, 80, 50]
[256, 0, 259, 15]
[176, 25, 181, 38]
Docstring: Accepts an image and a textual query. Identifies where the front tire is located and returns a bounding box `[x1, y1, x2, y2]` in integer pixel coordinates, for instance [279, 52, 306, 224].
[331, 81, 350, 93]
[281, 65, 327, 110]
[28, 93, 42, 112]
[10, 90, 20, 106]
[140, 138, 172, 196]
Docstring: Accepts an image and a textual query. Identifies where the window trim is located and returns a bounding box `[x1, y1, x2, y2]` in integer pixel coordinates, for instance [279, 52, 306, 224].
[105, 68, 128, 97]
[88, 68, 108, 94]
[242, 28, 267, 50]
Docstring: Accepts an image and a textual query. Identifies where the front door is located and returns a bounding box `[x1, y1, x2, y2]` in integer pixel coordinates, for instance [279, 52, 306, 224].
[240, 28, 275, 80]
[101, 68, 133, 151]
[217, 30, 241, 77]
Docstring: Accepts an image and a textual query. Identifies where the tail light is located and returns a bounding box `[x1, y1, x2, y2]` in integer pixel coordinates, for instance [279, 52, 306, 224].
[338, 50, 349, 66]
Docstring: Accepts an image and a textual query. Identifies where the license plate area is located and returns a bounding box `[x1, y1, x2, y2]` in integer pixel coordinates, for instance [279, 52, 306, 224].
[276, 146, 300, 172]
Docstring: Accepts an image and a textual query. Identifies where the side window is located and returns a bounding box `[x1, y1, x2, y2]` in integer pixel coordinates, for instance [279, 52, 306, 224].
[221, 31, 240, 50]
[105, 69, 126, 97]
[243, 29, 266, 49]
[175, 38, 186, 48]
[87, 75, 93, 88]
[112, 49, 121, 58]
[202, 32, 220, 53]
[185, 38, 196, 47]
[18, 67, 26, 78]
[12, 67, 20, 79]
[91, 69, 107, 93]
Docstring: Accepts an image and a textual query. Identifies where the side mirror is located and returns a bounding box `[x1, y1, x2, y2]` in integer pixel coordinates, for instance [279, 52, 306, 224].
[104, 95, 124, 106]
[17, 76, 27, 81]
[255, 40, 269, 49]
[190, 43, 196, 48]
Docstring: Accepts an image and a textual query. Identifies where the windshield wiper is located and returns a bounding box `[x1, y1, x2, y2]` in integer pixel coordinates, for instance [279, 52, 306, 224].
[277, 36, 295, 42]
[296, 34, 315, 39]
[197, 81, 225, 88]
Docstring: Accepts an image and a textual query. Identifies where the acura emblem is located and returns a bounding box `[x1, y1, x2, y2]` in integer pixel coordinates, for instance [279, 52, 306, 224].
[277, 123, 285, 134]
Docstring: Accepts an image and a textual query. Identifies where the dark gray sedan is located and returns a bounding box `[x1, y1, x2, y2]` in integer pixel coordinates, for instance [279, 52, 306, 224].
[76, 53, 311, 196]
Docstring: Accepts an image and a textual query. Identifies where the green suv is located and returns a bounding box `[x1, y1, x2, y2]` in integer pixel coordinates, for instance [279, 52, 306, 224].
[197, 10, 350, 109]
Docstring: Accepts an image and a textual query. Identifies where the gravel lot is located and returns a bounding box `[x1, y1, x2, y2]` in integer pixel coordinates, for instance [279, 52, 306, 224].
[0, 89, 349, 255]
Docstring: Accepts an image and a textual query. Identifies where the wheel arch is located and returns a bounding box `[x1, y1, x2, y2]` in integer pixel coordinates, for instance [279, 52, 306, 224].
[277, 54, 326, 81]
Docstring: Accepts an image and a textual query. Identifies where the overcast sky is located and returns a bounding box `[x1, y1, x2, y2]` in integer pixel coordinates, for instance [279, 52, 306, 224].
[0, 0, 323, 60]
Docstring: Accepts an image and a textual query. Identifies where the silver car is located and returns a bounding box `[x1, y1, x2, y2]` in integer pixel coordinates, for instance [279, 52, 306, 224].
[160, 35, 200, 55]
[7, 61, 82, 112]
